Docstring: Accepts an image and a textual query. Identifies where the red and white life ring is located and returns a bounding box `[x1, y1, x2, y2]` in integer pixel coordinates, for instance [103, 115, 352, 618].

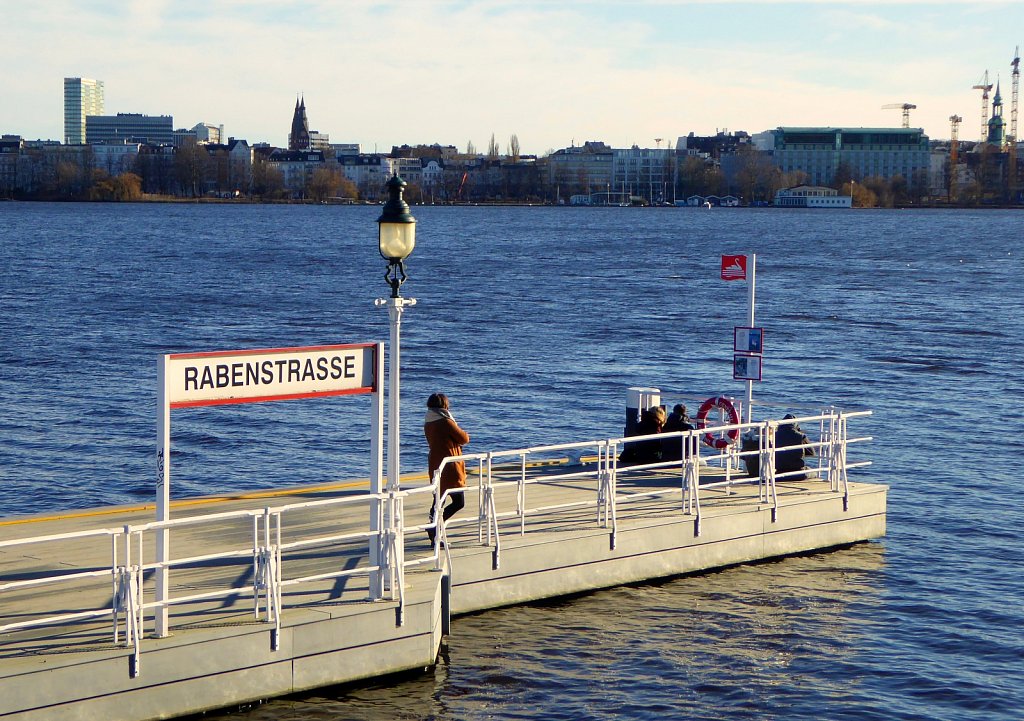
[696, 396, 740, 449]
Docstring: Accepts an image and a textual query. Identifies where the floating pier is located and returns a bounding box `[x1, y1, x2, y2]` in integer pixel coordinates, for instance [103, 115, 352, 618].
[0, 411, 885, 721]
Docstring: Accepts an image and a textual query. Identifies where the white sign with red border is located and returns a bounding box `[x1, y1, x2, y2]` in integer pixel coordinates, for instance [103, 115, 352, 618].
[154, 341, 384, 636]
[165, 343, 378, 408]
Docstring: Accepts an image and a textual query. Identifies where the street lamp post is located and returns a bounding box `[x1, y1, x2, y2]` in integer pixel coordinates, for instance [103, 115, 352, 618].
[373, 174, 416, 596]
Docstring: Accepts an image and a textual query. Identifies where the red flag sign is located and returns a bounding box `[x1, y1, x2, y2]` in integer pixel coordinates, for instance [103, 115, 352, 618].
[721, 254, 747, 281]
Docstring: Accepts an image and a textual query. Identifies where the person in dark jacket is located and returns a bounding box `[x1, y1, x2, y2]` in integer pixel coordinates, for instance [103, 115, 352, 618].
[774, 414, 815, 480]
[621, 405, 666, 464]
[661, 404, 695, 461]
[424, 393, 471, 545]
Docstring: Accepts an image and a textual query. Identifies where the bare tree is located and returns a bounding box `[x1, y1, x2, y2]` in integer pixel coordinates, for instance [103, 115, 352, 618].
[508, 134, 521, 162]
[174, 139, 210, 197]
[307, 167, 342, 203]
[252, 155, 285, 199]
[487, 133, 499, 159]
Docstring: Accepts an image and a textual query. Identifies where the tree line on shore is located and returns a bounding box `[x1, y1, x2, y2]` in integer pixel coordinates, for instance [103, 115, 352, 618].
[3, 139, 1019, 207]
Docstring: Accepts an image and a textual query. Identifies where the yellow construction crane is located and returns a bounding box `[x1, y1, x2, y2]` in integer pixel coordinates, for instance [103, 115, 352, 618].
[882, 103, 917, 128]
[949, 115, 962, 203]
[973, 70, 993, 141]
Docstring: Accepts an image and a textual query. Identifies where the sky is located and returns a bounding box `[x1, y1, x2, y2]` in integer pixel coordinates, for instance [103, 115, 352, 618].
[2, 1, 1021, 154]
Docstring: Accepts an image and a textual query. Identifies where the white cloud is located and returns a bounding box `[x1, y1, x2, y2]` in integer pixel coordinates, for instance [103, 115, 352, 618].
[2, 1, 1021, 148]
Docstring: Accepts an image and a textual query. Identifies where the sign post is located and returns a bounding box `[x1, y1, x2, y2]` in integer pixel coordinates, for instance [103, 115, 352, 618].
[722, 254, 759, 422]
[155, 343, 381, 637]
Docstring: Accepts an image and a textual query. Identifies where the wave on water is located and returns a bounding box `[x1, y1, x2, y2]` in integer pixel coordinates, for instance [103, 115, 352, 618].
[4, 205, 1024, 720]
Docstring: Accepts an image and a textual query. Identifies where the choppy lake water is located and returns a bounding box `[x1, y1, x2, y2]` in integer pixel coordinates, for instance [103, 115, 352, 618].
[2, 203, 1022, 720]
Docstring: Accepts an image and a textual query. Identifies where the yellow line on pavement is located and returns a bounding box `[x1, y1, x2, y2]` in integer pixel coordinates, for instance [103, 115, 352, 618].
[0, 456, 580, 528]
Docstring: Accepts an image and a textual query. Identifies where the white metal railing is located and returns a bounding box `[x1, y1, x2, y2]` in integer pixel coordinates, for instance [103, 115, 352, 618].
[429, 409, 872, 548]
[0, 409, 870, 677]
[0, 491, 396, 677]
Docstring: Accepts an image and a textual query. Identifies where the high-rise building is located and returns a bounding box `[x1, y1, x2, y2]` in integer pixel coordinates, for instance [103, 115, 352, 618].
[767, 127, 931, 185]
[85, 113, 174, 145]
[64, 77, 105, 145]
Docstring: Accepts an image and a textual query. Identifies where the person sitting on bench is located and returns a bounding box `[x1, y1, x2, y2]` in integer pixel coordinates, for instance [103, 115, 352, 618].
[774, 414, 815, 480]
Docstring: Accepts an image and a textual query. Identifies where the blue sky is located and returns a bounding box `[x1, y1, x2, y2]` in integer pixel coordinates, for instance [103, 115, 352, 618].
[2, 1, 1021, 153]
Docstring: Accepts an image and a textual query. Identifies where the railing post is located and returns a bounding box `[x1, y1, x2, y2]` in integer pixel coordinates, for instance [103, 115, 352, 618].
[386, 490, 398, 595]
[487, 489, 501, 569]
[477, 458, 485, 544]
[832, 414, 850, 511]
[519, 452, 527, 535]
[762, 421, 779, 522]
[111, 528, 124, 645]
[683, 433, 702, 536]
[393, 494, 406, 624]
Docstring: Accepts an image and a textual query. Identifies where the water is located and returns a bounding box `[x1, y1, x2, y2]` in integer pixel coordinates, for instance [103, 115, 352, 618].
[2, 203, 1022, 720]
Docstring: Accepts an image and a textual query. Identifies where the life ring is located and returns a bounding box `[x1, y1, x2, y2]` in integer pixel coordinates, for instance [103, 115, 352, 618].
[696, 396, 740, 449]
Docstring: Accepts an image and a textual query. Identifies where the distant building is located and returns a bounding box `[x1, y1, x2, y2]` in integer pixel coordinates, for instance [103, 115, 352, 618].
[0, 136, 23, 196]
[336, 154, 391, 198]
[86, 113, 174, 145]
[767, 127, 930, 185]
[268, 149, 324, 197]
[774, 185, 852, 208]
[547, 141, 674, 204]
[64, 77, 105, 145]
[390, 157, 422, 184]
[547, 142, 614, 200]
[612, 145, 674, 204]
[283, 97, 329, 151]
[331, 143, 360, 157]
[986, 83, 1007, 147]
[199, 138, 253, 195]
[307, 132, 327, 151]
[391, 144, 459, 161]
[174, 122, 226, 147]
[92, 142, 141, 175]
[677, 131, 751, 159]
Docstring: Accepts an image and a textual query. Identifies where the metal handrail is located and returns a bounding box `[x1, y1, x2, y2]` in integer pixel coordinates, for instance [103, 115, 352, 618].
[1, 408, 871, 678]
[433, 410, 872, 543]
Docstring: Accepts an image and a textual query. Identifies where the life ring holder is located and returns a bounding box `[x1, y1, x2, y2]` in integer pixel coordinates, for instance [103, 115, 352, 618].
[696, 396, 740, 449]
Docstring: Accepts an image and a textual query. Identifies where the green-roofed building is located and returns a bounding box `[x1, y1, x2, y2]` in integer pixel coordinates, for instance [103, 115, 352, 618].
[766, 127, 930, 186]
[986, 83, 1007, 147]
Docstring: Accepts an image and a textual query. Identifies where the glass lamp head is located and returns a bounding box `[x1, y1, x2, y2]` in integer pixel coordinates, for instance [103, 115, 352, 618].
[378, 175, 416, 262]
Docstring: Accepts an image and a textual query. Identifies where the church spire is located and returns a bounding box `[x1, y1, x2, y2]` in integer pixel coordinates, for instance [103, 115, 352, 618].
[987, 79, 1006, 146]
[289, 94, 311, 150]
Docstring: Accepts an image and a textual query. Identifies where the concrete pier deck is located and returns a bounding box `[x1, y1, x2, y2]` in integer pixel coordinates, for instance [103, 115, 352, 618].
[0, 464, 886, 720]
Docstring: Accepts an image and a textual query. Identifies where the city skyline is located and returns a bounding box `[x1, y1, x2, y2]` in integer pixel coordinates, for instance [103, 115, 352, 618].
[3, 1, 1022, 153]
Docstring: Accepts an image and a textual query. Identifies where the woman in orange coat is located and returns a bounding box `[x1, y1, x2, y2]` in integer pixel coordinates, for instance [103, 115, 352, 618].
[424, 392, 470, 544]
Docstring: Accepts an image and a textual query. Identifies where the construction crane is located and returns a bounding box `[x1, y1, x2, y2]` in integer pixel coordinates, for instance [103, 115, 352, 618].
[882, 103, 917, 128]
[949, 115, 962, 203]
[1012, 47, 1021, 145]
[973, 70, 993, 141]
[1010, 47, 1020, 199]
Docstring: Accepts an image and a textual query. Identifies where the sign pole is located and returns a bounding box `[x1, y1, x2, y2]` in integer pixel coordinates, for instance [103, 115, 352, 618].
[746, 253, 756, 423]
[156, 356, 171, 637]
[156, 343, 379, 622]
[368, 342, 384, 600]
